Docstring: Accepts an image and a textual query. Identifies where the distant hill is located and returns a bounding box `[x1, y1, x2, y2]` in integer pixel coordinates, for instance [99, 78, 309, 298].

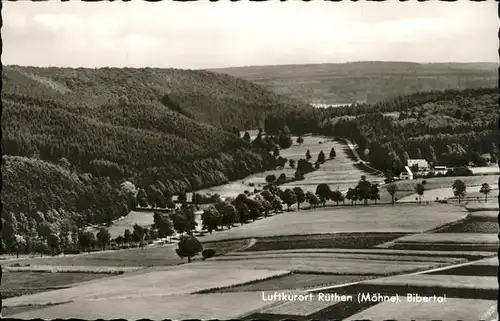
[1, 66, 309, 244]
[210, 61, 498, 105]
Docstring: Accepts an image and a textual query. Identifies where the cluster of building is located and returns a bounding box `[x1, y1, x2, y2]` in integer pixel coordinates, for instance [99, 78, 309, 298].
[399, 159, 447, 180]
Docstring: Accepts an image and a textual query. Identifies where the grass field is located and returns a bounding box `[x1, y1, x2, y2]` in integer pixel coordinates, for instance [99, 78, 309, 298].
[199, 204, 467, 242]
[467, 211, 498, 220]
[197, 257, 453, 275]
[363, 274, 497, 290]
[4, 239, 250, 268]
[213, 274, 378, 292]
[434, 217, 498, 234]
[390, 175, 498, 203]
[4, 266, 291, 307]
[87, 211, 154, 238]
[1, 272, 114, 299]
[244, 233, 406, 251]
[470, 166, 499, 175]
[390, 233, 498, 245]
[188, 136, 382, 201]
[345, 298, 497, 321]
[6, 291, 298, 320]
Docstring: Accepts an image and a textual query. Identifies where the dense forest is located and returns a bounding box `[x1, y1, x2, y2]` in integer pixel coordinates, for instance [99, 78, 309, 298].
[1, 66, 309, 253]
[213, 62, 497, 104]
[265, 87, 499, 176]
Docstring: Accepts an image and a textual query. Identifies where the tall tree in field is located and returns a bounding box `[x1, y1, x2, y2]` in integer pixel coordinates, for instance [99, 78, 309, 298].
[282, 188, 297, 211]
[315, 183, 332, 207]
[278, 126, 293, 149]
[346, 188, 356, 205]
[331, 190, 344, 206]
[136, 189, 148, 207]
[222, 203, 238, 229]
[46, 233, 60, 256]
[132, 224, 145, 247]
[387, 184, 398, 205]
[415, 183, 425, 204]
[124, 229, 132, 243]
[296, 136, 304, 145]
[202, 206, 222, 234]
[289, 159, 296, 169]
[306, 149, 312, 161]
[356, 176, 372, 205]
[329, 147, 336, 159]
[452, 179, 467, 203]
[479, 183, 491, 203]
[96, 227, 111, 250]
[176, 235, 203, 263]
[317, 150, 326, 164]
[306, 191, 319, 208]
[370, 184, 380, 204]
[293, 187, 306, 210]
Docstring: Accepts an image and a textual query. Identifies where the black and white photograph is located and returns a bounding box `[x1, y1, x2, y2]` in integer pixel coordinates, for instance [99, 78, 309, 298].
[1, 0, 498, 319]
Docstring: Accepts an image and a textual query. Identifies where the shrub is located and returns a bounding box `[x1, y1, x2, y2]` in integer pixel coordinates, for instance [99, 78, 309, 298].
[202, 249, 216, 260]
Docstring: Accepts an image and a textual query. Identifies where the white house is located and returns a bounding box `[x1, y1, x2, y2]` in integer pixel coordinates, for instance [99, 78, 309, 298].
[400, 166, 414, 180]
[407, 159, 429, 170]
[433, 165, 447, 175]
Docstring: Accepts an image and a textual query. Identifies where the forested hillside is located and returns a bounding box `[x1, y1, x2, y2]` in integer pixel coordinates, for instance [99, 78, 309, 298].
[1, 66, 310, 252]
[265, 87, 499, 175]
[212, 62, 497, 105]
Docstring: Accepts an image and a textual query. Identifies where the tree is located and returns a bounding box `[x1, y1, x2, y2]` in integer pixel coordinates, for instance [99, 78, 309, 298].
[202, 206, 222, 234]
[265, 174, 276, 183]
[289, 159, 296, 169]
[178, 191, 187, 205]
[387, 184, 398, 205]
[243, 131, 251, 143]
[293, 187, 306, 210]
[317, 150, 326, 164]
[370, 184, 380, 204]
[346, 188, 356, 205]
[176, 235, 203, 263]
[46, 233, 60, 256]
[237, 202, 250, 224]
[278, 126, 293, 149]
[136, 189, 148, 208]
[315, 183, 332, 207]
[78, 231, 96, 254]
[282, 189, 297, 211]
[306, 192, 319, 208]
[96, 227, 111, 250]
[306, 149, 312, 161]
[331, 190, 344, 206]
[33, 238, 49, 257]
[124, 229, 132, 243]
[57, 157, 71, 170]
[480, 183, 492, 203]
[156, 213, 175, 239]
[415, 183, 425, 204]
[273, 146, 280, 158]
[222, 203, 238, 229]
[296, 136, 304, 145]
[329, 147, 336, 159]
[132, 224, 145, 247]
[356, 176, 372, 205]
[452, 179, 467, 203]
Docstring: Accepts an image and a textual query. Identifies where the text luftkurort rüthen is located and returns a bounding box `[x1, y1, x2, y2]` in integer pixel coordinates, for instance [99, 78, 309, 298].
[261, 292, 447, 303]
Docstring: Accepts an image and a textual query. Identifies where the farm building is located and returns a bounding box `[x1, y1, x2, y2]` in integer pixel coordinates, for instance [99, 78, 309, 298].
[407, 159, 429, 170]
[399, 166, 414, 180]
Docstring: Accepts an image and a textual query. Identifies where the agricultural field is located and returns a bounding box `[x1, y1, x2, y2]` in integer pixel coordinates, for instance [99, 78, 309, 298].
[7, 291, 298, 320]
[470, 166, 500, 175]
[4, 266, 291, 307]
[388, 174, 499, 203]
[199, 204, 468, 242]
[2, 239, 250, 268]
[86, 211, 154, 238]
[390, 233, 498, 245]
[345, 298, 497, 321]
[1, 271, 114, 299]
[197, 254, 460, 275]
[213, 274, 378, 292]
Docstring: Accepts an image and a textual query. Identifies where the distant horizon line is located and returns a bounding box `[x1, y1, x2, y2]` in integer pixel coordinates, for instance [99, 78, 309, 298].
[4, 60, 498, 70]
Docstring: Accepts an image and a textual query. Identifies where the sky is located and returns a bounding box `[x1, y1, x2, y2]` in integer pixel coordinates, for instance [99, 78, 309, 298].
[2, 0, 498, 69]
